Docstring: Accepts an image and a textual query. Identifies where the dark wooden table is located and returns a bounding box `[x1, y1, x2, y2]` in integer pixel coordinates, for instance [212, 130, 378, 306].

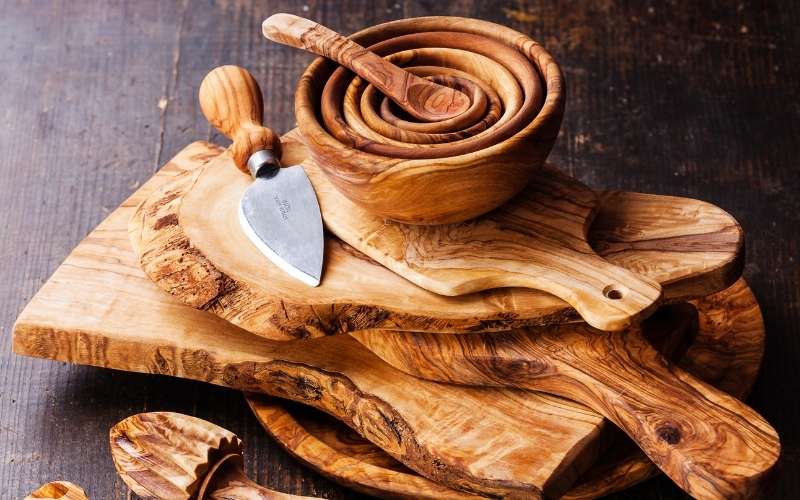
[1, 1, 797, 498]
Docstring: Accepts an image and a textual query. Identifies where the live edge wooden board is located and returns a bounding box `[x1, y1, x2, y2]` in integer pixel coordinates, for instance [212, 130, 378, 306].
[249, 279, 764, 499]
[131, 130, 742, 341]
[13, 141, 759, 499]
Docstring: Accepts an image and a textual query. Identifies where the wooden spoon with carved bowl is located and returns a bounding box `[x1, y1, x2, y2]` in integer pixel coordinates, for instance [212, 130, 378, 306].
[262, 13, 472, 123]
[109, 412, 318, 499]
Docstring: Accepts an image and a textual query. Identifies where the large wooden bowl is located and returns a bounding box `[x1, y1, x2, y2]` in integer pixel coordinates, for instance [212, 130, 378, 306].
[295, 16, 565, 224]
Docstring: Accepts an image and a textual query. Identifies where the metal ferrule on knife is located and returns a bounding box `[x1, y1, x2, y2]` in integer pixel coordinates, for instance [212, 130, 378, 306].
[247, 150, 281, 178]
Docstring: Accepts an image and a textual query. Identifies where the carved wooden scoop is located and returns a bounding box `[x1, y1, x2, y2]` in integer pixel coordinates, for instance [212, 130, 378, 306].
[262, 13, 471, 122]
[109, 412, 318, 499]
[24, 482, 88, 500]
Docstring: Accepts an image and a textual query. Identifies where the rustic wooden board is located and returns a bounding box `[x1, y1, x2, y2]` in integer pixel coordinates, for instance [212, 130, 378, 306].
[196, 62, 656, 331]
[3, 3, 798, 500]
[130, 133, 742, 341]
[12, 142, 629, 498]
[352, 301, 779, 495]
[250, 279, 765, 499]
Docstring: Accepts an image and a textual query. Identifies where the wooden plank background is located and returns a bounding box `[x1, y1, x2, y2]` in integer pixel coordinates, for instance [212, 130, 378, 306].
[1, 0, 797, 497]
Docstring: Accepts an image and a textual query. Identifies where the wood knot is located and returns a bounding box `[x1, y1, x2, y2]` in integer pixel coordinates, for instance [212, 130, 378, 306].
[656, 424, 682, 445]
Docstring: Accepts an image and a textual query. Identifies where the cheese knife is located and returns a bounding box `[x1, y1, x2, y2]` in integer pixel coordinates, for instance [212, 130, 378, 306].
[199, 65, 323, 286]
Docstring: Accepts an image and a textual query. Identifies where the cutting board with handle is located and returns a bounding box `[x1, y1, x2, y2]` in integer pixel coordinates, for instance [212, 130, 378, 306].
[15, 141, 713, 499]
[196, 65, 661, 331]
[130, 132, 743, 340]
[249, 279, 764, 499]
[352, 293, 779, 498]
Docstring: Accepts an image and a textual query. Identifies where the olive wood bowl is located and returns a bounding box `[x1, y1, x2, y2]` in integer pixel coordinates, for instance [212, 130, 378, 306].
[292, 16, 565, 224]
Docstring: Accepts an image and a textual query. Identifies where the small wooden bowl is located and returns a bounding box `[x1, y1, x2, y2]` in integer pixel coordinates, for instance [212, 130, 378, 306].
[296, 16, 565, 224]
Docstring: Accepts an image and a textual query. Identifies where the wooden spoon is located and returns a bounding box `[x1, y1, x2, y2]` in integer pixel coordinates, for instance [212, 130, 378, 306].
[24, 482, 87, 500]
[352, 321, 781, 499]
[109, 412, 317, 499]
[262, 13, 471, 122]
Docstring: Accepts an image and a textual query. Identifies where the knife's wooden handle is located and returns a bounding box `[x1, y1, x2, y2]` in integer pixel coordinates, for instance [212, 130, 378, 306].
[199, 65, 282, 175]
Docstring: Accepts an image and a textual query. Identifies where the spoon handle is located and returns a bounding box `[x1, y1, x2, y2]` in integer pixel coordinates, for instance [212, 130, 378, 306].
[202, 454, 316, 499]
[262, 13, 469, 122]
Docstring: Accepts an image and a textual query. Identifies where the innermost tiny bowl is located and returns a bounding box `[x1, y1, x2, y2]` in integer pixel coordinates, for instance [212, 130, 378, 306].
[295, 16, 565, 225]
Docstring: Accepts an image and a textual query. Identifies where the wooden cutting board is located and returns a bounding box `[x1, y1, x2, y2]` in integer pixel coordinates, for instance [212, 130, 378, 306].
[303, 158, 663, 331]
[14, 142, 709, 499]
[352, 303, 779, 494]
[130, 132, 743, 341]
[248, 279, 766, 499]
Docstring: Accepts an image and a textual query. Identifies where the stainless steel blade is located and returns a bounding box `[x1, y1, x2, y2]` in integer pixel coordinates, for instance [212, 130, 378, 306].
[238, 164, 324, 286]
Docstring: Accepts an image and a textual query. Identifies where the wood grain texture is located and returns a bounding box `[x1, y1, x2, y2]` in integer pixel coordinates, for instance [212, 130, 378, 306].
[198, 65, 282, 175]
[110, 411, 243, 499]
[130, 137, 742, 339]
[14, 150, 623, 499]
[199, 62, 662, 331]
[250, 279, 767, 500]
[262, 14, 471, 122]
[295, 16, 564, 224]
[311, 161, 665, 331]
[24, 481, 88, 500]
[109, 412, 314, 500]
[3, 2, 797, 499]
[353, 297, 779, 498]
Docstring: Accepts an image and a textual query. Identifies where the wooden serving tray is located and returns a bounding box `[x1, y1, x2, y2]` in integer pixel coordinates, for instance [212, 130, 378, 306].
[247, 278, 765, 499]
[12, 142, 748, 498]
[130, 131, 743, 340]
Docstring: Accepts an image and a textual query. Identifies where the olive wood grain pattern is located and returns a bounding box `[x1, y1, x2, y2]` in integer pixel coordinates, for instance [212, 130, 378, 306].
[564, 279, 768, 499]
[252, 279, 750, 500]
[109, 412, 312, 499]
[129, 136, 742, 339]
[198, 65, 282, 176]
[12, 143, 751, 498]
[307, 160, 663, 331]
[24, 482, 88, 500]
[249, 280, 765, 500]
[248, 396, 481, 500]
[251, 280, 766, 500]
[262, 14, 470, 122]
[196, 65, 661, 330]
[13, 148, 621, 498]
[353, 298, 779, 498]
[293, 16, 564, 224]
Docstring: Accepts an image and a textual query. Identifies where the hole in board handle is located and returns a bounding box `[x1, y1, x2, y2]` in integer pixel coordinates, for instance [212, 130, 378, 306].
[603, 285, 625, 300]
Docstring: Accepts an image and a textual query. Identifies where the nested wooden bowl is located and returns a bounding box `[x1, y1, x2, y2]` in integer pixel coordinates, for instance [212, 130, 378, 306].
[295, 16, 565, 224]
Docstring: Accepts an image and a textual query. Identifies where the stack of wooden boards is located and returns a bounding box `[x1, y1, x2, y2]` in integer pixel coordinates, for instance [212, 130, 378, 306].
[14, 133, 780, 499]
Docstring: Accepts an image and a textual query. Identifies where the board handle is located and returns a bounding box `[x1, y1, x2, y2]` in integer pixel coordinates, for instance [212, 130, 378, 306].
[543, 324, 780, 499]
[262, 13, 470, 122]
[199, 65, 282, 176]
[538, 253, 664, 331]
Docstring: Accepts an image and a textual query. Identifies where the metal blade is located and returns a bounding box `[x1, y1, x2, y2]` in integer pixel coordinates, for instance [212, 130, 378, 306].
[238, 164, 324, 287]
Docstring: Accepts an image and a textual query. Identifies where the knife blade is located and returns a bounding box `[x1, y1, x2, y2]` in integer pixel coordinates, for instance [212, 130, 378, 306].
[199, 65, 324, 286]
[239, 151, 323, 286]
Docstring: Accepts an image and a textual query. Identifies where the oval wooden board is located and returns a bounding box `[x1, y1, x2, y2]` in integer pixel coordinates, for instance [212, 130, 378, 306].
[130, 131, 743, 341]
[247, 279, 765, 499]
